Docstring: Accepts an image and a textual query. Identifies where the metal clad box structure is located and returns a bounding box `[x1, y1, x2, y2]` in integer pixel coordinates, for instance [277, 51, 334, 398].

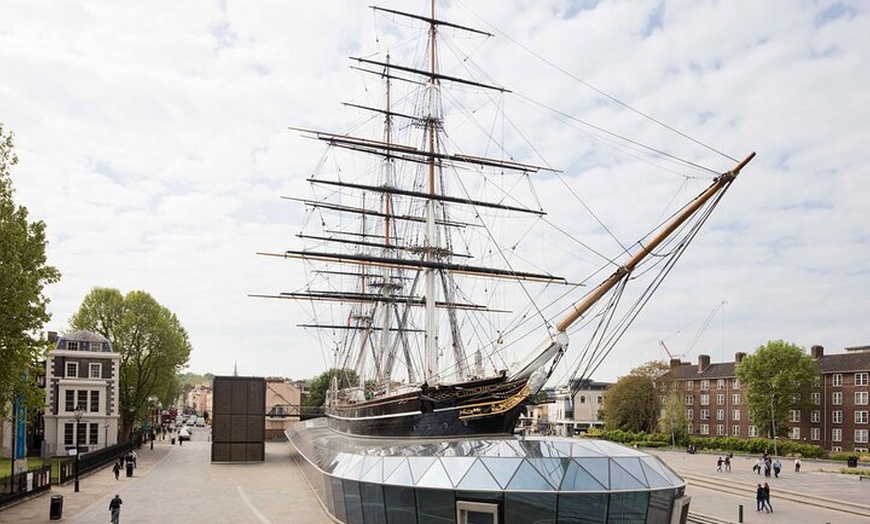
[211, 376, 265, 462]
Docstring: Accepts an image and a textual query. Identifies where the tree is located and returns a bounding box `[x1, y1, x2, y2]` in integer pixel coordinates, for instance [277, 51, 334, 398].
[0, 123, 61, 414]
[602, 361, 669, 433]
[736, 340, 819, 439]
[69, 288, 192, 438]
[304, 368, 360, 408]
[658, 387, 689, 446]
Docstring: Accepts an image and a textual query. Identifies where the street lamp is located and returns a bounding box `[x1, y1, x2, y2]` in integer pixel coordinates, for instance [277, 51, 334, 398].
[73, 405, 84, 493]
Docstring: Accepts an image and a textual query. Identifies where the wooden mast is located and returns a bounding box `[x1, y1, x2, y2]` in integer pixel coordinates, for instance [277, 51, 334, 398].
[555, 152, 756, 333]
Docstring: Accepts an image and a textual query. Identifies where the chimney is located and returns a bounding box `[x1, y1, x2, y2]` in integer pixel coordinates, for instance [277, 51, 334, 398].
[47, 331, 58, 344]
[698, 354, 711, 373]
[735, 352, 746, 364]
[669, 358, 682, 369]
[811, 345, 824, 359]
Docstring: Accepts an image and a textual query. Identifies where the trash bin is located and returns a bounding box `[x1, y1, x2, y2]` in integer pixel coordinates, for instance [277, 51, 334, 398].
[49, 494, 63, 520]
[847, 455, 859, 468]
[126, 461, 134, 477]
[171, 437, 176, 445]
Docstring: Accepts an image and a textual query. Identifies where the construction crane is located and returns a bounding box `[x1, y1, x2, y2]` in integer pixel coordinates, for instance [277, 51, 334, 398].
[660, 300, 726, 362]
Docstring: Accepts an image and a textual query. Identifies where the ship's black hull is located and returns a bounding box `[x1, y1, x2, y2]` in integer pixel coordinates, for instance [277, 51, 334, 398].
[325, 376, 531, 438]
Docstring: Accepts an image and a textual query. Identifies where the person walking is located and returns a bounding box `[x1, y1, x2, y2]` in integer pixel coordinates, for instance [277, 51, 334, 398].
[112, 461, 121, 480]
[716, 457, 723, 472]
[762, 482, 773, 513]
[773, 458, 781, 478]
[724, 455, 731, 472]
[794, 457, 801, 472]
[753, 458, 762, 474]
[755, 484, 764, 512]
[109, 494, 123, 524]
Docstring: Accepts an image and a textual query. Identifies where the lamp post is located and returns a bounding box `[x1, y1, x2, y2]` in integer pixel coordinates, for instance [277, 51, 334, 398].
[73, 405, 84, 493]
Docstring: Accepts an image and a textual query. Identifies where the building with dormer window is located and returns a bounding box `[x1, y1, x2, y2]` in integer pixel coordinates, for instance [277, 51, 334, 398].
[43, 330, 120, 456]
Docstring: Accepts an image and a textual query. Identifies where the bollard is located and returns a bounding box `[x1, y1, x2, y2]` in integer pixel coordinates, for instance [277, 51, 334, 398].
[738, 504, 743, 523]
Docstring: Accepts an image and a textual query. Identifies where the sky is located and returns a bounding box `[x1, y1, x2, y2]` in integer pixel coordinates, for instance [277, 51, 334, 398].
[1, 0, 868, 383]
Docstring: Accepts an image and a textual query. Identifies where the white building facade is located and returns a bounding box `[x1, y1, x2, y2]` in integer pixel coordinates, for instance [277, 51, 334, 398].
[43, 330, 120, 456]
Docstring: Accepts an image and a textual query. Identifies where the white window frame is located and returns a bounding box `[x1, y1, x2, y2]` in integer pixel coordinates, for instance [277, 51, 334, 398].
[832, 428, 842, 442]
[65, 362, 78, 378]
[700, 394, 710, 406]
[732, 393, 740, 405]
[716, 409, 725, 421]
[833, 410, 843, 424]
[685, 380, 694, 391]
[789, 410, 800, 423]
[732, 378, 740, 389]
[855, 429, 869, 444]
[716, 424, 725, 436]
[700, 409, 709, 421]
[731, 425, 740, 437]
[716, 393, 725, 405]
[732, 409, 741, 421]
[686, 409, 693, 420]
[810, 427, 820, 441]
[700, 380, 710, 391]
[748, 425, 758, 437]
[833, 373, 843, 387]
[811, 410, 820, 423]
[685, 395, 694, 406]
[833, 391, 843, 405]
[856, 372, 869, 387]
[717, 379, 725, 390]
[855, 411, 868, 424]
[700, 424, 709, 435]
[811, 392, 820, 405]
[856, 391, 869, 405]
[89, 363, 101, 379]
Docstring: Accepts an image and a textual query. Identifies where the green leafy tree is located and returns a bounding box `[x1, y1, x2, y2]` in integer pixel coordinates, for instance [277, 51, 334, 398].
[70, 287, 192, 438]
[602, 361, 669, 433]
[0, 123, 61, 414]
[658, 387, 688, 446]
[304, 368, 360, 408]
[736, 340, 819, 438]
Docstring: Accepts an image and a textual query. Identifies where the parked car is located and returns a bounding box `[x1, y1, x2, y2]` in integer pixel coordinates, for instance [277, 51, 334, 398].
[196, 417, 206, 427]
[178, 426, 191, 442]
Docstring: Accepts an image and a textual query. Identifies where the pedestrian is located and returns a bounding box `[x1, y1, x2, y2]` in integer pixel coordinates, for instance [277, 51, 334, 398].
[755, 484, 764, 512]
[773, 458, 781, 478]
[716, 457, 723, 472]
[753, 458, 761, 474]
[794, 458, 801, 472]
[763, 456, 772, 477]
[130, 450, 137, 468]
[109, 494, 123, 524]
[762, 482, 773, 513]
[112, 461, 121, 480]
[724, 455, 731, 472]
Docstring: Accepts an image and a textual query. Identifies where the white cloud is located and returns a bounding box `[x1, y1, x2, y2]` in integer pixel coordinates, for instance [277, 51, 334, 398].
[2, 0, 868, 383]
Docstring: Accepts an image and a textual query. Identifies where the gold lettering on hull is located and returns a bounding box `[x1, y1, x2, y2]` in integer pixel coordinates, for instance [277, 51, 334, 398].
[458, 385, 531, 420]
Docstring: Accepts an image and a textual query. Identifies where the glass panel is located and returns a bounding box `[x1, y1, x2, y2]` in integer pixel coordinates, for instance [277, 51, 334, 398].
[480, 458, 522, 488]
[418, 460, 455, 489]
[561, 459, 606, 491]
[458, 459, 501, 490]
[639, 461, 673, 489]
[362, 458, 384, 483]
[506, 460, 555, 491]
[529, 458, 570, 490]
[645, 489, 673, 524]
[442, 457, 476, 486]
[384, 485, 417, 524]
[417, 488, 455, 524]
[410, 457, 437, 484]
[385, 459, 414, 486]
[639, 457, 683, 486]
[613, 458, 648, 487]
[608, 461, 646, 490]
[383, 457, 407, 482]
[608, 491, 648, 524]
[324, 474, 336, 516]
[571, 441, 606, 457]
[344, 454, 366, 480]
[361, 483, 387, 524]
[576, 458, 609, 489]
[558, 493, 607, 524]
[505, 492, 556, 524]
[331, 476, 347, 523]
[343, 479, 364, 524]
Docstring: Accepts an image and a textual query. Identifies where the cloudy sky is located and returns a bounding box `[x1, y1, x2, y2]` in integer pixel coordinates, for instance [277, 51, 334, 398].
[2, 0, 868, 383]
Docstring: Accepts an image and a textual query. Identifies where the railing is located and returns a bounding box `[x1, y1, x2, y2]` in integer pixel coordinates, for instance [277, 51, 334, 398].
[0, 465, 52, 508]
[58, 433, 143, 484]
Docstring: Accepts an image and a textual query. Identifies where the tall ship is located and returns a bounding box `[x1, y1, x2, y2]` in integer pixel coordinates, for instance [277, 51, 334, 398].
[259, 3, 753, 438]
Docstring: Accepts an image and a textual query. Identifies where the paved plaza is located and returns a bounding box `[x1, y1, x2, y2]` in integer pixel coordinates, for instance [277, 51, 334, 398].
[1, 428, 868, 523]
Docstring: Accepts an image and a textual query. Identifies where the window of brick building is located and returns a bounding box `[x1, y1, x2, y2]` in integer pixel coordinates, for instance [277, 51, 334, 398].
[856, 392, 869, 405]
[857, 372, 869, 387]
[833, 374, 843, 387]
[833, 411, 843, 424]
[855, 411, 868, 424]
[855, 429, 869, 444]
[832, 428, 842, 442]
[732, 409, 740, 421]
[810, 428, 820, 441]
[833, 392, 843, 405]
[65, 362, 78, 378]
[811, 410, 820, 423]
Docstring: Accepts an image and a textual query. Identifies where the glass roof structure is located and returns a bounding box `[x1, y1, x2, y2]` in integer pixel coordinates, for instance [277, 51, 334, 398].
[287, 419, 685, 493]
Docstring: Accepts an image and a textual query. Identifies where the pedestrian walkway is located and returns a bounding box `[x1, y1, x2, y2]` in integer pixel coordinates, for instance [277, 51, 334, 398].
[3, 431, 868, 524]
[647, 449, 870, 524]
[0, 427, 331, 523]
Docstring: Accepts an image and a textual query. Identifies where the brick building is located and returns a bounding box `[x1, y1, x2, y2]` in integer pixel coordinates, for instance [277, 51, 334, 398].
[668, 345, 870, 452]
